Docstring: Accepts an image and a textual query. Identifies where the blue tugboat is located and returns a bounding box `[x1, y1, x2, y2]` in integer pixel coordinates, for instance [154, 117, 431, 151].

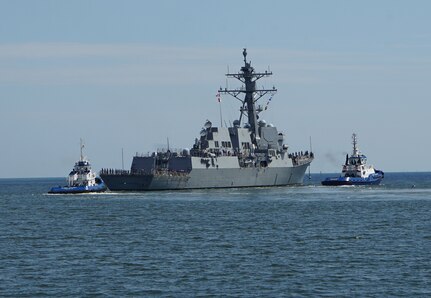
[49, 140, 107, 194]
[321, 133, 384, 186]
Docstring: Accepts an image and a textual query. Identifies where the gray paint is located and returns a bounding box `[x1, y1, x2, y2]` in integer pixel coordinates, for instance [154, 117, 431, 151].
[100, 49, 313, 192]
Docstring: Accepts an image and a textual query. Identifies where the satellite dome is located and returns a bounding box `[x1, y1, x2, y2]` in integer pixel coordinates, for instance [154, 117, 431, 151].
[182, 148, 190, 156]
[204, 120, 212, 129]
[233, 120, 240, 127]
[258, 120, 267, 127]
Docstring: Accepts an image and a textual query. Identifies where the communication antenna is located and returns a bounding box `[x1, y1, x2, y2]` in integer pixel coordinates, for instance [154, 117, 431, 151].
[219, 98, 223, 128]
[121, 148, 124, 171]
[308, 136, 312, 179]
[226, 66, 229, 90]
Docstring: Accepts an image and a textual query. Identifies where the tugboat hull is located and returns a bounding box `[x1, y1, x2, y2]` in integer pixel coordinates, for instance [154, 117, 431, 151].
[321, 172, 384, 186]
[49, 181, 107, 194]
[321, 177, 382, 186]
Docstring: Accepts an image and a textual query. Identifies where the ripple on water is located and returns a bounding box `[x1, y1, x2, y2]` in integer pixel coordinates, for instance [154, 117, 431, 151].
[1, 175, 431, 296]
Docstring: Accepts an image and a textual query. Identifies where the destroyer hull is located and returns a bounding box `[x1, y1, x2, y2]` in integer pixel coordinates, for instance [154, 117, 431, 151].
[101, 163, 310, 191]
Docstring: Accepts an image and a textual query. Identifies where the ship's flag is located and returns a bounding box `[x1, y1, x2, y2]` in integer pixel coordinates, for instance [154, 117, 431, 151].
[216, 92, 221, 103]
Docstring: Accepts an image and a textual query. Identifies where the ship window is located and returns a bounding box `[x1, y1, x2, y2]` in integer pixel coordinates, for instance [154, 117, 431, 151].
[215, 141, 219, 147]
[221, 141, 231, 148]
[241, 142, 250, 149]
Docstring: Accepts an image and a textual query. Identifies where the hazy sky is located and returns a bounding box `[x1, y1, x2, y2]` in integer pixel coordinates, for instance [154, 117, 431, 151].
[1, 0, 430, 178]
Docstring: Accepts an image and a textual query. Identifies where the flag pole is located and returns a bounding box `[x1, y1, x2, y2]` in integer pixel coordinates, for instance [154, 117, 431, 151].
[217, 92, 223, 127]
[219, 102, 223, 128]
[121, 147, 124, 171]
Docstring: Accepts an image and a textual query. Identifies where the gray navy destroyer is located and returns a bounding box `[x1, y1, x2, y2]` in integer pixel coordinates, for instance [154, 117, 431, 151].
[100, 49, 313, 191]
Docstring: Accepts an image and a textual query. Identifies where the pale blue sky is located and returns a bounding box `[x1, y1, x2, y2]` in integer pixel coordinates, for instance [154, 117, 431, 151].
[1, 0, 430, 178]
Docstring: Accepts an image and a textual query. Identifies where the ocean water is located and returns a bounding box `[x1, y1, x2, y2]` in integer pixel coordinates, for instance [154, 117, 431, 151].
[1, 172, 431, 297]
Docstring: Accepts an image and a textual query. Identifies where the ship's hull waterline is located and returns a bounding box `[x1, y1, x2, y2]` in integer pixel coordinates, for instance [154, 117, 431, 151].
[101, 163, 310, 191]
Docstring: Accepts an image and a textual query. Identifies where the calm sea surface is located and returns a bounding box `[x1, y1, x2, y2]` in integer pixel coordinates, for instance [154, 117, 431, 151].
[1, 172, 431, 297]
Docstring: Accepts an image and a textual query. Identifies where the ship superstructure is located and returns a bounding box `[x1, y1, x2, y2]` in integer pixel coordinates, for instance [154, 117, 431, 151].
[100, 49, 313, 191]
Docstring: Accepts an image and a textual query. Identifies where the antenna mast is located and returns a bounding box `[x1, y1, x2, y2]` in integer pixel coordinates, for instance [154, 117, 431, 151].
[352, 133, 359, 156]
[122, 148, 124, 171]
[80, 138, 84, 161]
[308, 136, 312, 179]
[218, 48, 277, 146]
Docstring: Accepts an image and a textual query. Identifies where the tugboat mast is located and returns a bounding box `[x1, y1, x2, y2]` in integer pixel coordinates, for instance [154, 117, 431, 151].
[352, 133, 359, 157]
[80, 138, 85, 161]
[219, 48, 277, 146]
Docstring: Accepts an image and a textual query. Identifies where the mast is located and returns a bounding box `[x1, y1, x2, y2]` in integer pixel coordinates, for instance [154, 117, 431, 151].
[80, 138, 84, 161]
[352, 133, 359, 157]
[122, 148, 124, 171]
[308, 136, 312, 179]
[219, 48, 277, 146]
